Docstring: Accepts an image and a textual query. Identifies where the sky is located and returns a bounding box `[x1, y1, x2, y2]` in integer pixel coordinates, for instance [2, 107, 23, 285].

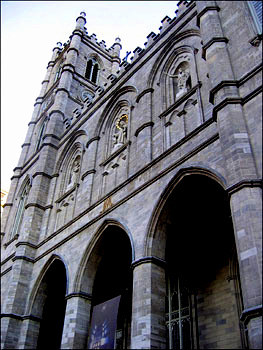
[1, 0, 179, 192]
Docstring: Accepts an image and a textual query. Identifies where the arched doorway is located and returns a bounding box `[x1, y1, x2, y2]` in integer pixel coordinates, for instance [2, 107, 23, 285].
[32, 259, 67, 349]
[85, 224, 133, 349]
[153, 174, 246, 349]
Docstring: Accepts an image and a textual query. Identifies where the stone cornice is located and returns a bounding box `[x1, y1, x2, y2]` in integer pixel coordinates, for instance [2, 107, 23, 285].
[24, 203, 47, 211]
[209, 63, 262, 104]
[240, 304, 262, 325]
[65, 292, 92, 301]
[86, 136, 100, 148]
[212, 85, 262, 121]
[202, 37, 229, 60]
[12, 255, 35, 263]
[100, 141, 131, 167]
[135, 122, 154, 137]
[55, 184, 79, 204]
[196, 5, 220, 27]
[32, 171, 53, 179]
[159, 82, 201, 119]
[131, 256, 167, 270]
[2, 203, 13, 208]
[227, 179, 262, 196]
[0, 313, 42, 322]
[136, 88, 154, 103]
[81, 169, 96, 181]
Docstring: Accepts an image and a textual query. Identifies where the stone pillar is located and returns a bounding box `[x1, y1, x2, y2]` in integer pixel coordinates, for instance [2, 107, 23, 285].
[230, 186, 262, 349]
[196, 2, 262, 347]
[111, 37, 122, 75]
[131, 257, 166, 349]
[17, 317, 41, 349]
[61, 294, 91, 349]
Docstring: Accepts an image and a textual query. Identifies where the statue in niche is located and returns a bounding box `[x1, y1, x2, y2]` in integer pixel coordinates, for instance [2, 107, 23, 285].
[66, 156, 80, 190]
[112, 114, 128, 148]
[166, 67, 190, 96]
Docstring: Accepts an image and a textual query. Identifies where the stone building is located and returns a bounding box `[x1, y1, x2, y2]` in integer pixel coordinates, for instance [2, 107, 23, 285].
[1, 1, 262, 349]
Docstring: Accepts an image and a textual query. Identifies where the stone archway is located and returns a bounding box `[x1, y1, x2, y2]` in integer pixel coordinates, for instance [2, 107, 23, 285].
[137, 172, 246, 349]
[62, 223, 133, 349]
[31, 258, 67, 349]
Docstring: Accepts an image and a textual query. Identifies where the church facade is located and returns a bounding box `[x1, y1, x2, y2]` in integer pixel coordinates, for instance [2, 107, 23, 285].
[1, 1, 262, 349]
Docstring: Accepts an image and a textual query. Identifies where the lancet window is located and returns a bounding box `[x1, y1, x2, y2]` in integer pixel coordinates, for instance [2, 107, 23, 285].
[36, 117, 48, 151]
[166, 275, 197, 349]
[85, 58, 100, 84]
[10, 180, 31, 239]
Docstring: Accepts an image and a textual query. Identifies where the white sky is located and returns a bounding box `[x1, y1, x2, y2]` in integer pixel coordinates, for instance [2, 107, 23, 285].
[1, 1, 179, 192]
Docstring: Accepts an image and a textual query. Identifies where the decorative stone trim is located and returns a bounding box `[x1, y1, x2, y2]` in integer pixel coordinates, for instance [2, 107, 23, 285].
[1, 253, 15, 266]
[12, 255, 35, 264]
[86, 136, 100, 148]
[55, 184, 79, 204]
[131, 256, 167, 270]
[209, 63, 262, 103]
[100, 141, 131, 167]
[42, 133, 61, 141]
[196, 6, 220, 27]
[15, 241, 38, 249]
[49, 109, 65, 118]
[136, 88, 154, 103]
[25, 203, 47, 211]
[65, 292, 92, 301]
[227, 179, 262, 196]
[32, 172, 53, 179]
[0, 313, 42, 322]
[212, 86, 262, 120]
[249, 34, 262, 47]
[2, 203, 13, 208]
[81, 169, 96, 181]
[134, 122, 154, 137]
[202, 37, 229, 60]
[159, 83, 201, 119]
[3, 234, 19, 249]
[240, 305, 262, 325]
[21, 143, 31, 148]
[0, 267, 12, 276]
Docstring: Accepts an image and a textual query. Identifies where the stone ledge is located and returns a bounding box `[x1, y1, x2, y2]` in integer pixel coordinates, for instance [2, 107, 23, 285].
[240, 304, 262, 325]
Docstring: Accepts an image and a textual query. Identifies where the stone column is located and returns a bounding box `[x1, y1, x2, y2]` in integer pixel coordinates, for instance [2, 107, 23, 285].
[61, 294, 91, 349]
[197, 2, 262, 348]
[131, 257, 166, 349]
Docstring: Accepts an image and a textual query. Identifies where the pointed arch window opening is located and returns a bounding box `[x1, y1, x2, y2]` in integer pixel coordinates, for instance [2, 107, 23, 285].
[166, 275, 198, 349]
[85, 58, 100, 84]
[54, 64, 63, 83]
[10, 181, 30, 239]
[36, 118, 48, 151]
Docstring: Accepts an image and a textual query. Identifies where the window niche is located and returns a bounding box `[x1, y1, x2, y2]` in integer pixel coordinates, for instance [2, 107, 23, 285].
[85, 58, 100, 84]
[9, 179, 31, 240]
[36, 117, 49, 152]
[55, 149, 82, 229]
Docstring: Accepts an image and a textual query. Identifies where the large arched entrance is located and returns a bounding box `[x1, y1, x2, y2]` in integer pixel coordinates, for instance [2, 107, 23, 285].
[79, 223, 133, 349]
[32, 259, 67, 349]
[152, 173, 246, 349]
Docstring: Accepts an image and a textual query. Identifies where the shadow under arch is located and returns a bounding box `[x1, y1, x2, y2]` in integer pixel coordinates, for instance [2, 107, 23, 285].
[142, 166, 246, 349]
[145, 166, 227, 257]
[27, 254, 68, 349]
[74, 218, 135, 294]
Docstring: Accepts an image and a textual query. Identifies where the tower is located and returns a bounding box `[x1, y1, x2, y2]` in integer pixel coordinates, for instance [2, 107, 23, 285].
[1, 2, 262, 349]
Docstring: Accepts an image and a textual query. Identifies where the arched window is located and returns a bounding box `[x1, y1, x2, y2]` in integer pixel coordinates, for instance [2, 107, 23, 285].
[10, 180, 30, 239]
[36, 117, 48, 151]
[85, 58, 100, 84]
[248, 1, 262, 34]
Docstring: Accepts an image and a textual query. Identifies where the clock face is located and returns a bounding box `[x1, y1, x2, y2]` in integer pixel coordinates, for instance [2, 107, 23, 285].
[81, 89, 93, 102]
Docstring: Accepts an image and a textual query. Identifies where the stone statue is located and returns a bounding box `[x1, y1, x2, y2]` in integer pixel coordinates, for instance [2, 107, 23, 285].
[166, 68, 190, 91]
[113, 119, 127, 147]
[67, 157, 80, 190]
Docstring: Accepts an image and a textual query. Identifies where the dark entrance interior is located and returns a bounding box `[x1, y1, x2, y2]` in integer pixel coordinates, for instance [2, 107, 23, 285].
[162, 174, 245, 349]
[91, 226, 133, 349]
[36, 259, 67, 349]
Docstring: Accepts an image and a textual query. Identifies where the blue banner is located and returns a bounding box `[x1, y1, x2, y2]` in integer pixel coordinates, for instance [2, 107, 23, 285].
[87, 295, 121, 349]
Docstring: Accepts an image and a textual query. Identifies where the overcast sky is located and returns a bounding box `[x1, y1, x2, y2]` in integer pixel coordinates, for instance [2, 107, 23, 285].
[1, 1, 179, 192]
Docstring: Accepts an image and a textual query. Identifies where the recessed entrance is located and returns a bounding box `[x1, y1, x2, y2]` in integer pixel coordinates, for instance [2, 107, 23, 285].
[33, 259, 67, 349]
[154, 174, 246, 349]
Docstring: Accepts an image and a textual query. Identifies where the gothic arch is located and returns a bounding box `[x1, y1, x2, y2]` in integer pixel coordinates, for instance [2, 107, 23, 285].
[93, 85, 137, 140]
[147, 29, 201, 89]
[26, 254, 68, 316]
[144, 166, 227, 257]
[74, 219, 135, 294]
[55, 130, 86, 174]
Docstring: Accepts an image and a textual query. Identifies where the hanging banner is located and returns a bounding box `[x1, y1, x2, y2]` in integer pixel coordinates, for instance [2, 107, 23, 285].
[87, 295, 121, 349]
